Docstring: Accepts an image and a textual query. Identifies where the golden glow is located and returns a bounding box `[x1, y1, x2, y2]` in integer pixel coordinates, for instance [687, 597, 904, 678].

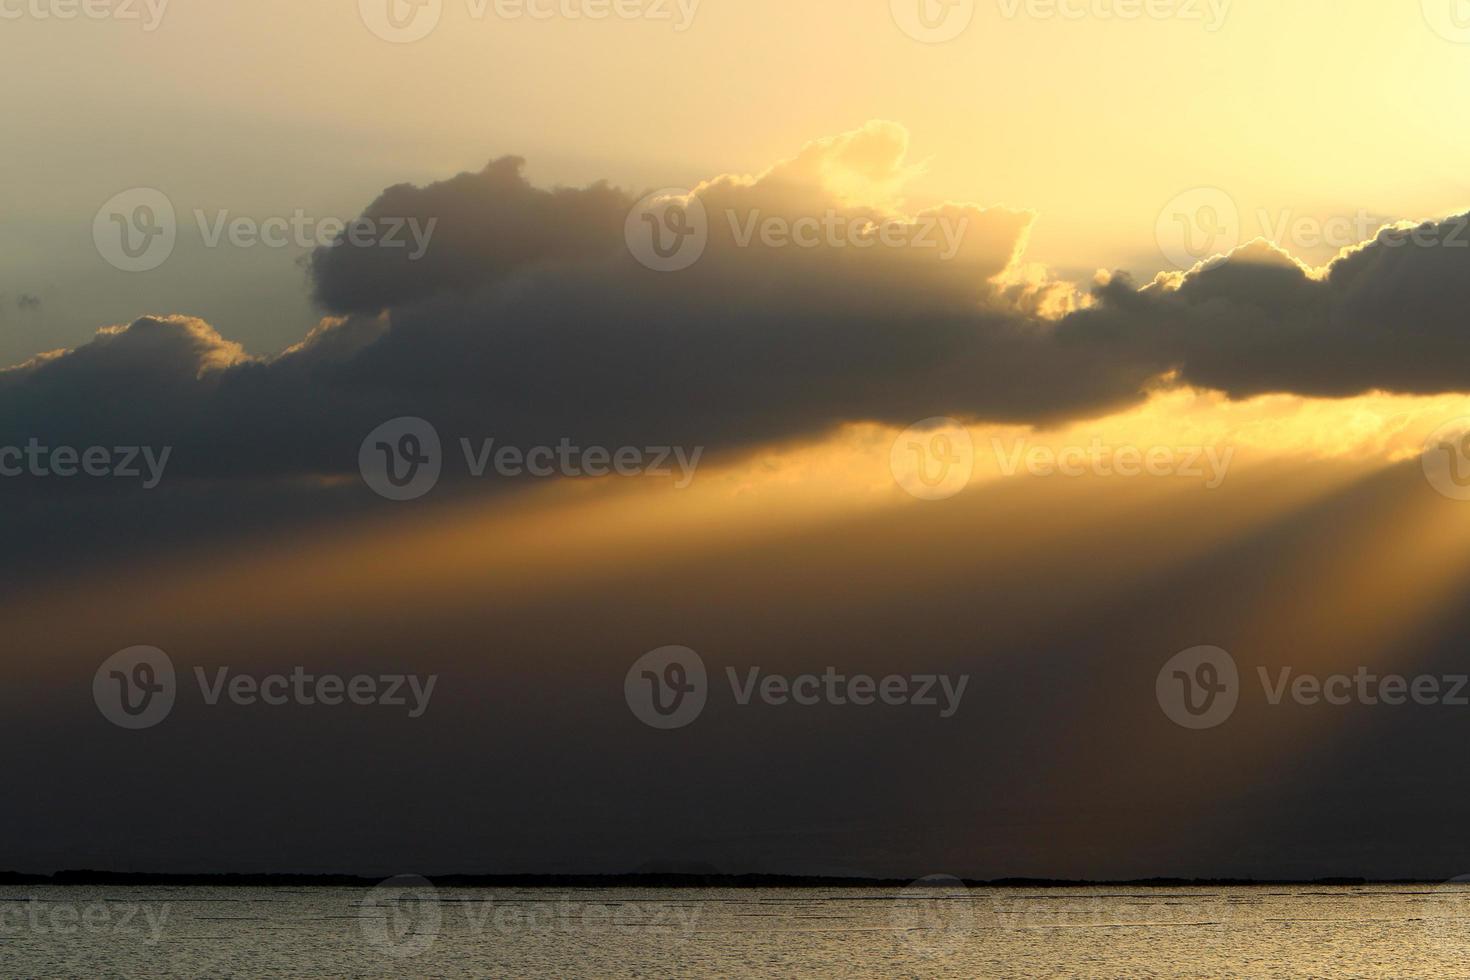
[11, 387, 1470, 671]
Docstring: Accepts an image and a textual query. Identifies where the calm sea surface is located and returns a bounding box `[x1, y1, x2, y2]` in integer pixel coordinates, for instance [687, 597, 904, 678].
[4, 883, 1470, 977]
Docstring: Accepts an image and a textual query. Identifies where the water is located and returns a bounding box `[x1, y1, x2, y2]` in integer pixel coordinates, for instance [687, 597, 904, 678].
[4, 884, 1470, 977]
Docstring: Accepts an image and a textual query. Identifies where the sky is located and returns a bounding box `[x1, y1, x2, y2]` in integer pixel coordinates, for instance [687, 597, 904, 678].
[5, 0, 1470, 880]
[6, 0, 1470, 363]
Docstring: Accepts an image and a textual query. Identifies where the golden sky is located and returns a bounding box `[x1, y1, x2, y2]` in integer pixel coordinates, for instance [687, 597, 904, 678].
[5, 0, 1470, 362]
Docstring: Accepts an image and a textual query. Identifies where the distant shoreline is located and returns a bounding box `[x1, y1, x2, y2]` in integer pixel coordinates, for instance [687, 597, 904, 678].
[0, 871, 1449, 889]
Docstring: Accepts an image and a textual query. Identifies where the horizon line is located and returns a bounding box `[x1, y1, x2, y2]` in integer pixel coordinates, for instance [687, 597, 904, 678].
[2, 871, 1461, 889]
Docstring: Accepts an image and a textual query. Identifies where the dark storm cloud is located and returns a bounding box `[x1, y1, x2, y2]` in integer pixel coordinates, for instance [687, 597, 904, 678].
[2, 124, 1469, 490]
[0, 316, 242, 452]
[307, 155, 631, 315]
[0, 124, 1154, 481]
[1069, 231, 1470, 399]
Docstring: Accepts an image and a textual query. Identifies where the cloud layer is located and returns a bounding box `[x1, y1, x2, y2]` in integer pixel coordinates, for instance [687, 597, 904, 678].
[4, 122, 1469, 485]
